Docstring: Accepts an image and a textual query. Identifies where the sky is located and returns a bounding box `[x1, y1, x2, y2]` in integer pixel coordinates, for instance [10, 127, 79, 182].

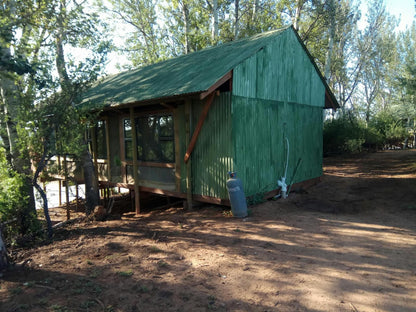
[366, 0, 415, 30]
[385, 0, 415, 29]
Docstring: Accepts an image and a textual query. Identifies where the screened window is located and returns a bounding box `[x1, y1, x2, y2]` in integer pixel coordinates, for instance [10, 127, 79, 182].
[124, 119, 133, 161]
[123, 114, 174, 163]
[88, 120, 107, 159]
[96, 120, 107, 159]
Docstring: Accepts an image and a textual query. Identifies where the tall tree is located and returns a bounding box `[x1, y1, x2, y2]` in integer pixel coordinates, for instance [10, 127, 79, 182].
[1, 0, 110, 241]
[395, 23, 416, 146]
[0, 0, 42, 234]
[357, 0, 398, 122]
[104, 0, 162, 66]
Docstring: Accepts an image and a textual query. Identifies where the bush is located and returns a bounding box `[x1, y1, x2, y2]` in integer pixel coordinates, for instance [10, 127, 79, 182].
[324, 113, 409, 155]
[323, 117, 367, 155]
[0, 148, 40, 244]
[369, 112, 408, 148]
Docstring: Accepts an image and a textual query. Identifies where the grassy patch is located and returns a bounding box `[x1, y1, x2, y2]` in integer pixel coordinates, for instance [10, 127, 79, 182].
[157, 260, 169, 268]
[10, 287, 23, 295]
[148, 245, 163, 253]
[51, 305, 71, 312]
[117, 270, 133, 277]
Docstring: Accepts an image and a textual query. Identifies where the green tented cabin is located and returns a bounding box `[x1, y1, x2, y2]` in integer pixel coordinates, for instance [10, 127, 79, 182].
[79, 25, 338, 213]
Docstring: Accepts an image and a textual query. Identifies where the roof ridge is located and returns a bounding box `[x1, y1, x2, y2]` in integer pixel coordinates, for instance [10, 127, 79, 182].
[114, 26, 291, 75]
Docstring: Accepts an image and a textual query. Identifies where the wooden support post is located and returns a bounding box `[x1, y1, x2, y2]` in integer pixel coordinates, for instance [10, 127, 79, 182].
[129, 189, 134, 212]
[184, 91, 216, 163]
[105, 117, 111, 183]
[173, 109, 181, 192]
[58, 180, 62, 206]
[75, 182, 79, 212]
[91, 123, 99, 179]
[130, 107, 141, 214]
[64, 155, 70, 220]
[185, 99, 192, 210]
[58, 155, 62, 206]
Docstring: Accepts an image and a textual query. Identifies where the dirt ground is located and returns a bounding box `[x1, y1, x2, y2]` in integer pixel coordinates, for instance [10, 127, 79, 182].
[1, 149, 416, 312]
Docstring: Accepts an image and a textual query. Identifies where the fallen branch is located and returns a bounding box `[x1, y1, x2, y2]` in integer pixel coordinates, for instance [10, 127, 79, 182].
[349, 302, 359, 312]
[32, 284, 56, 290]
[94, 298, 105, 311]
[52, 217, 84, 229]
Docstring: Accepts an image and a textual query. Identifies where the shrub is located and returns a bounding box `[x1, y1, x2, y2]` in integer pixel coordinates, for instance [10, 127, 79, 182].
[323, 117, 366, 155]
[0, 148, 40, 244]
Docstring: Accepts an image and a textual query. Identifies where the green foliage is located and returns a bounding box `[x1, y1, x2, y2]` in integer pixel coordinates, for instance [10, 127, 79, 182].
[324, 112, 409, 155]
[324, 116, 365, 154]
[0, 148, 40, 243]
[117, 270, 134, 277]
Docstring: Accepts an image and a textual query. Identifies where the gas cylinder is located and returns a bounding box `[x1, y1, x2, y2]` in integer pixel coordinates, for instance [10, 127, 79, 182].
[226, 172, 248, 218]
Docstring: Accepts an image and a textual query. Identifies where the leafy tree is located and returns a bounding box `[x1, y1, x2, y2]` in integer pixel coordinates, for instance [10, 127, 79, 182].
[356, 0, 399, 122]
[0, 0, 43, 235]
[396, 23, 416, 146]
[102, 0, 164, 66]
[320, 0, 361, 115]
[1, 0, 110, 243]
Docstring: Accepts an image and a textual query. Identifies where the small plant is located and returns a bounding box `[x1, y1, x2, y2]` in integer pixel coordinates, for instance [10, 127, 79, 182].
[37, 298, 48, 306]
[247, 192, 265, 205]
[149, 246, 162, 253]
[117, 270, 133, 277]
[180, 292, 190, 301]
[80, 300, 96, 309]
[86, 260, 93, 265]
[138, 285, 149, 293]
[70, 288, 83, 295]
[406, 204, 416, 210]
[10, 287, 23, 295]
[105, 306, 115, 312]
[23, 281, 35, 287]
[157, 260, 168, 268]
[207, 294, 216, 301]
[51, 305, 70, 312]
[89, 268, 101, 278]
[17, 304, 30, 310]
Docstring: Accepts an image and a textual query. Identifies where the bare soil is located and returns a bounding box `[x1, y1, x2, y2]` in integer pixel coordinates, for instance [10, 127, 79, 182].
[1, 150, 416, 312]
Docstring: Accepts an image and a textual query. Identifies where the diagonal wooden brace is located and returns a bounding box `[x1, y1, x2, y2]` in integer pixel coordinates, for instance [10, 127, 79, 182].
[184, 91, 216, 164]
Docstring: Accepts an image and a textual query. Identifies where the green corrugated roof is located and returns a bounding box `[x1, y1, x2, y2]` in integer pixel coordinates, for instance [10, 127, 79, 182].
[78, 27, 290, 110]
[78, 25, 339, 110]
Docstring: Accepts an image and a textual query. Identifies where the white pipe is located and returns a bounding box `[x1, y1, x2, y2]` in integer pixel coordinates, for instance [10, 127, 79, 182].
[284, 137, 289, 179]
[277, 137, 290, 199]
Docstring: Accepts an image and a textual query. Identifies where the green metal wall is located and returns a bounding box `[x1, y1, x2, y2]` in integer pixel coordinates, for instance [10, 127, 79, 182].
[233, 29, 325, 106]
[179, 92, 234, 199]
[231, 28, 325, 197]
[232, 97, 323, 197]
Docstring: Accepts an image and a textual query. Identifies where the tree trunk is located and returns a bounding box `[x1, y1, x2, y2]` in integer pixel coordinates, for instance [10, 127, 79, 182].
[293, 0, 304, 31]
[0, 226, 9, 271]
[211, 0, 219, 43]
[324, 0, 336, 83]
[82, 147, 100, 216]
[54, 0, 100, 215]
[182, 1, 190, 54]
[234, 0, 239, 39]
[32, 141, 53, 239]
[252, 0, 258, 21]
[56, 0, 70, 93]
